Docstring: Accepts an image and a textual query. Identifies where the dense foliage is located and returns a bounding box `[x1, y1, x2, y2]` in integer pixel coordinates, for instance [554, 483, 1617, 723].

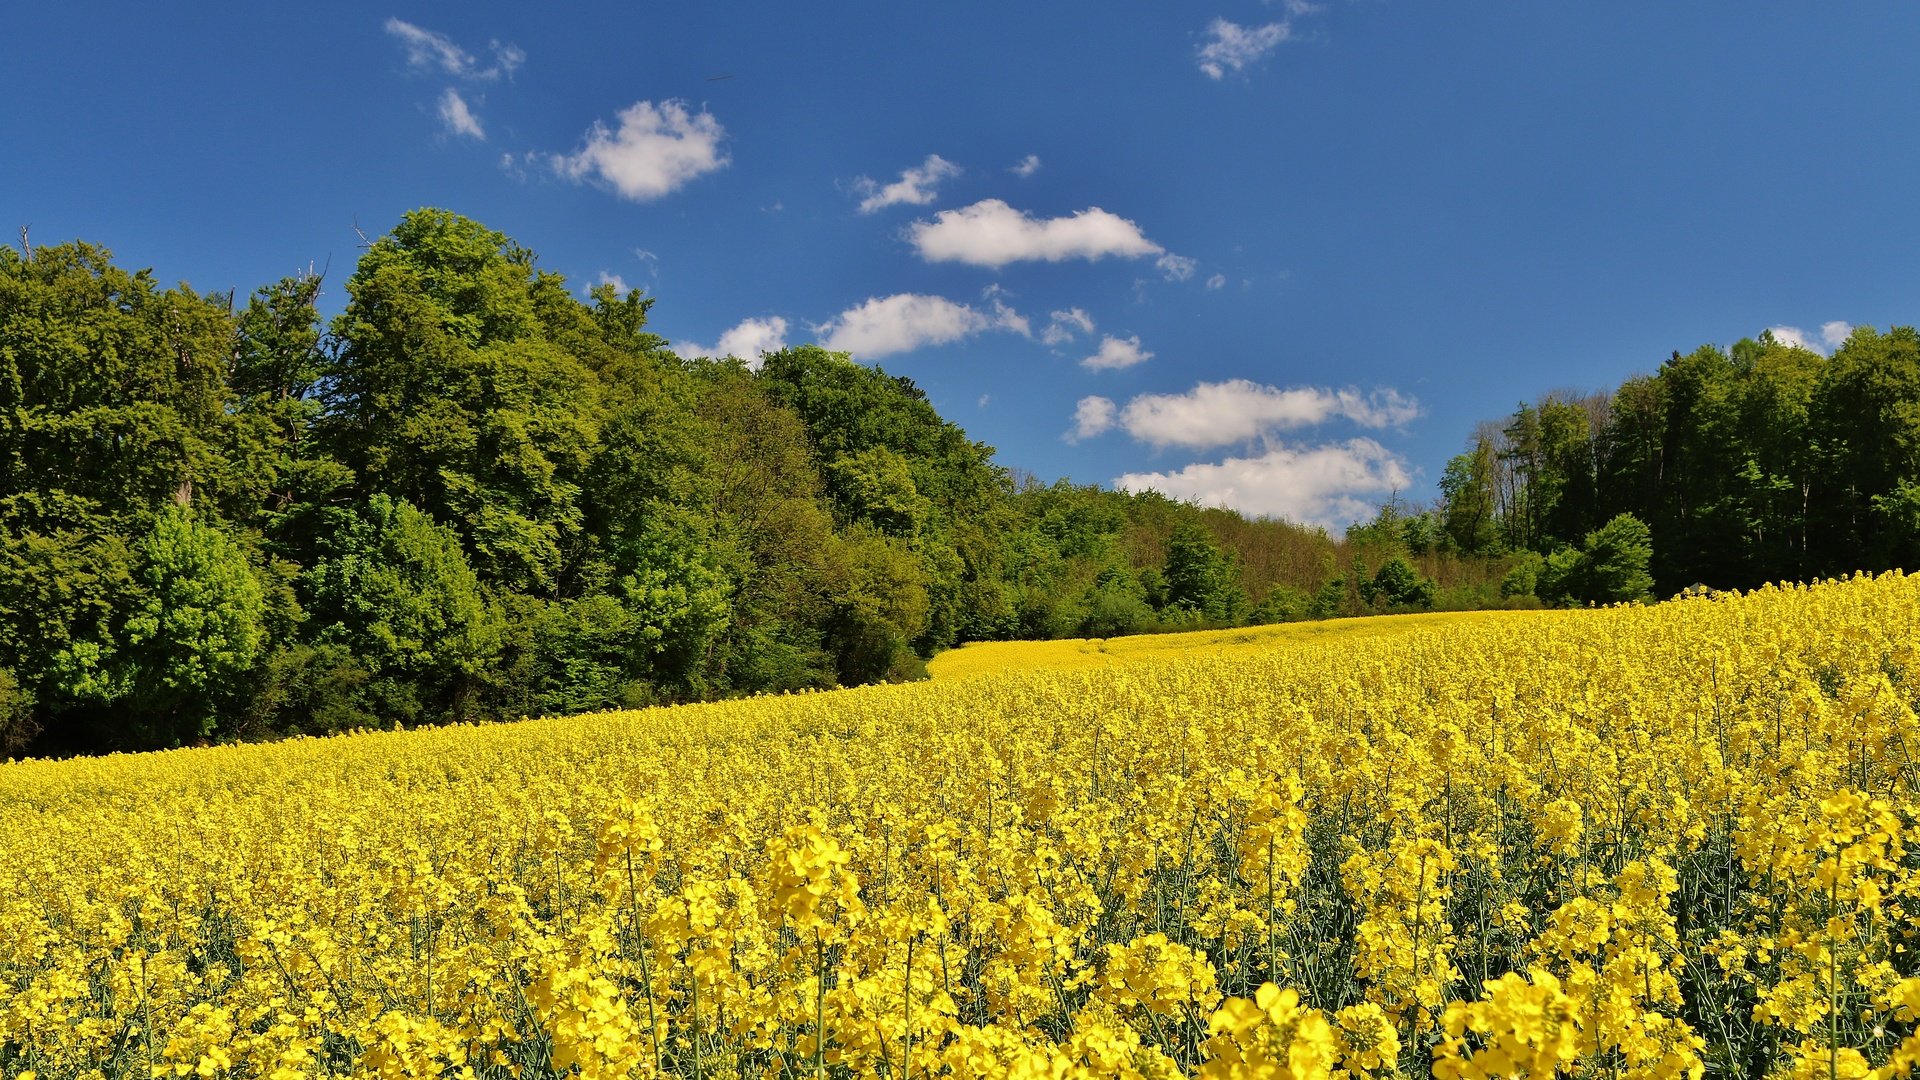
[3, 573, 1917, 1077]
[1431, 330, 1920, 596]
[2, 212, 1474, 756]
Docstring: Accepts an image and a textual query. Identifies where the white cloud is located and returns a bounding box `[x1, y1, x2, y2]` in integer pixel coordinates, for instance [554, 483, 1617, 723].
[553, 100, 729, 202]
[1767, 325, 1818, 352]
[590, 271, 630, 297]
[498, 150, 539, 181]
[1205, 273, 1227, 290]
[1117, 380, 1421, 449]
[1197, 18, 1292, 79]
[817, 293, 1026, 358]
[1157, 254, 1198, 282]
[1011, 154, 1042, 178]
[1081, 335, 1154, 371]
[852, 154, 961, 214]
[679, 316, 790, 368]
[1117, 439, 1411, 528]
[385, 19, 522, 80]
[909, 199, 1163, 268]
[489, 41, 526, 78]
[1068, 396, 1118, 442]
[988, 295, 1032, 339]
[1043, 307, 1096, 347]
[1767, 321, 1854, 356]
[437, 88, 485, 139]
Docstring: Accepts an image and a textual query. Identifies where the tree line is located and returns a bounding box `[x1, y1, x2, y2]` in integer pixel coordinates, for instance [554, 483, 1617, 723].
[4, 209, 1500, 757]
[21, 210, 1898, 756]
[1424, 327, 1920, 600]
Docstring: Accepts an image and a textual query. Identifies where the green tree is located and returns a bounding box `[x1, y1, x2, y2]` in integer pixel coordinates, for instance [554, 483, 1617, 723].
[1440, 438, 1500, 553]
[304, 496, 504, 725]
[824, 527, 930, 685]
[1500, 551, 1546, 599]
[121, 505, 268, 744]
[826, 446, 930, 537]
[0, 528, 139, 750]
[1079, 563, 1154, 638]
[1369, 557, 1436, 610]
[1811, 326, 1920, 572]
[1162, 523, 1244, 623]
[615, 509, 733, 693]
[0, 240, 240, 533]
[0, 666, 33, 757]
[323, 210, 601, 594]
[1578, 513, 1655, 603]
[1540, 513, 1654, 606]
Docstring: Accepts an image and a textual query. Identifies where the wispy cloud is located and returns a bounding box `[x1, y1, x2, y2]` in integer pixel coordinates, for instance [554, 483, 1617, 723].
[1206, 273, 1227, 290]
[1010, 154, 1042, 178]
[1197, 17, 1293, 79]
[385, 19, 523, 80]
[1156, 254, 1198, 282]
[909, 199, 1163, 268]
[553, 100, 729, 202]
[852, 154, 961, 214]
[437, 88, 485, 139]
[1042, 308, 1096, 347]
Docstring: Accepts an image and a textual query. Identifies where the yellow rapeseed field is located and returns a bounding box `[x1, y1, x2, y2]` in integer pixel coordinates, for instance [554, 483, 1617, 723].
[3, 574, 1918, 1080]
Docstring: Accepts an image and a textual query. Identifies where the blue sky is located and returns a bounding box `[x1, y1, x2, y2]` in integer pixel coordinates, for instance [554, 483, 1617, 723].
[6, 3, 1919, 528]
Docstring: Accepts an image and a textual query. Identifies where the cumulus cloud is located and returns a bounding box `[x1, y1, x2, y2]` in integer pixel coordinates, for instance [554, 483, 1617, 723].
[1117, 380, 1420, 449]
[678, 316, 790, 367]
[909, 199, 1163, 268]
[1068, 396, 1118, 442]
[1011, 154, 1042, 178]
[385, 19, 522, 80]
[853, 154, 961, 213]
[437, 88, 485, 139]
[1081, 335, 1154, 371]
[1197, 18, 1292, 79]
[817, 294, 1026, 358]
[1117, 439, 1411, 528]
[553, 100, 729, 202]
[1042, 308, 1096, 347]
[1768, 320, 1854, 355]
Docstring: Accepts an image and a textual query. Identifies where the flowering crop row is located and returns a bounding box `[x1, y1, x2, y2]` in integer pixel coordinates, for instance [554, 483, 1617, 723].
[3, 574, 1917, 1079]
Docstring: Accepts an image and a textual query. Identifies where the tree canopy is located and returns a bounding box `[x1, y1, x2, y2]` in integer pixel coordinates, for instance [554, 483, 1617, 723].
[7, 209, 1460, 756]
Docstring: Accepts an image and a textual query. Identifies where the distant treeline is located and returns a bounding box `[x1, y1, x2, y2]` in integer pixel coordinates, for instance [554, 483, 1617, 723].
[1420, 329, 1920, 599]
[0, 210, 1515, 756]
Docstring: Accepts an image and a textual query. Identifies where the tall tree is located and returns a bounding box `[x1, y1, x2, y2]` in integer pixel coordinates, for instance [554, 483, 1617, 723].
[1440, 438, 1500, 553]
[322, 210, 601, 594]
[1811, 326, 1920, 571]
[303, 495, 504, 725]
[0, 241, 238, 532]
[121, 503, 268, 745]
